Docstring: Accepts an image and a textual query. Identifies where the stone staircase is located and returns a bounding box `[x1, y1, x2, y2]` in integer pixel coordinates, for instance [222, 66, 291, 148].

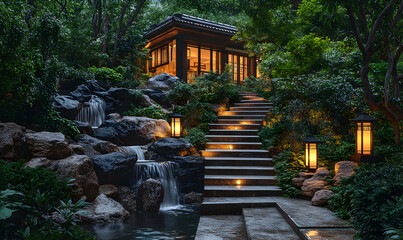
[201, 92, 282, 199]
[196, 93, 356, 240]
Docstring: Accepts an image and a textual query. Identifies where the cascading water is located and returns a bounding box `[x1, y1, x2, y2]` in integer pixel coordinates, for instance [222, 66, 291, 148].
[76, 95, 105, 127]
[120, 146, 145, 160]
[134, 161, 180, 209]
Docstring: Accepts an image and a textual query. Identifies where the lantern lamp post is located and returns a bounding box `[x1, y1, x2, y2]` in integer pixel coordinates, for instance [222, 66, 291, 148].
[170, 113, 183, 138]
[301, 135, 323, 171]
[350, 112, 378, 163]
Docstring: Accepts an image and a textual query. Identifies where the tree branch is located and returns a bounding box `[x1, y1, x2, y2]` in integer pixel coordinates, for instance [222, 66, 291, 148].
[391, 0, 403, 29]
[366, 0, 395, 50]
[346, 5, 367, 56]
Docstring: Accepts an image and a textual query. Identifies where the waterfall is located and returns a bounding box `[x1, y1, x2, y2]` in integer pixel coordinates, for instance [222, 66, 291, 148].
[134, 161, 180, 209]
[120, 146, 145, 160]
[76, 95, 105, 127]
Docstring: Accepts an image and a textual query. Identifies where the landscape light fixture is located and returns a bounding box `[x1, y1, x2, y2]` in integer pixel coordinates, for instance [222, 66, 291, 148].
[350, 112, 378, 163]
[170, 113, 183, 138]
[301, 135, 323, 171]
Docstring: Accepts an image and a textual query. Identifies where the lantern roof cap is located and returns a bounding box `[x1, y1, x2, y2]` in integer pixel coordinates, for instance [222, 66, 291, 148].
[301, 135, 324, 143]
[351, 112, 378, 122]
[170, 113, 184, 118]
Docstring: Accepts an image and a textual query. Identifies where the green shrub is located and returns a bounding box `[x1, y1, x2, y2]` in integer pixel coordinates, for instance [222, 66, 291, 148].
[184, 128, 209, 151]
[167, 82, 196, 105]
[124, 105, 167, 119]
[87, 66, 123, 86]
[258, 123, 285, 149]
[272, 151, 305, 197]
[0, 161, 94, 239]
[174, 101, 217, 129]
[328, 162, 403, 239]
[41, 110, 80, 140]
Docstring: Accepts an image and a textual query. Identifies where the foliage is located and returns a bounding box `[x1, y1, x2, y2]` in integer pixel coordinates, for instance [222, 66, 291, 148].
[174, 101, 218, 129]
[167, 82, 196, 105]
[0, 189, 24, 220]
[328, 162, 403, 240]
[272, 151, 305, 197]
[0, 161, 94, 239]
[87, 66, 123, 86]
[124, 105, 167, 119]
[183, 128, 210, 151]
[41, 110, 80, 140]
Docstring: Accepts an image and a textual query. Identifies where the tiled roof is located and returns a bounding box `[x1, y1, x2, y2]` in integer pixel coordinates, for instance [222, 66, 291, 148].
[145, 13, 238, 37]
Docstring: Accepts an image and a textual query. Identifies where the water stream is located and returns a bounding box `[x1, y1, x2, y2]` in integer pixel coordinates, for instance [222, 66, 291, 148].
[76, 95, 105, 127]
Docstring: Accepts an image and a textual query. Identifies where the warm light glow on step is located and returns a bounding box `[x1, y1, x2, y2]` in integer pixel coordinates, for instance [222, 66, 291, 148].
[236, 180, 241, 185]
[306, 230, 319, 237]
[235, 127, 238, 130]
[235, 180, 242, 189]
[229, 146, 233, 150]
[240, 121, 251, 124]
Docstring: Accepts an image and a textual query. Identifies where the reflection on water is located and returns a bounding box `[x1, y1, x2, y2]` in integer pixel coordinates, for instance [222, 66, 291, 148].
[82, 206, 200, 240]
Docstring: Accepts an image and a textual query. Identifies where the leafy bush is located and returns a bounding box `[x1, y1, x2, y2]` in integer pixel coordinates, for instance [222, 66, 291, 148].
[124, 105, 167, 119]
[87, 66, 123, 86]
[184, 128, 209, 151]
[167, 82, 196, 105]
[272, 151, 305, 197]
[41, 110, 80, 140]
[328, 162, 403, 239]
[0, 161, 94, 240]
[174, 101, 217, 129]
[258, 123, 285, 149]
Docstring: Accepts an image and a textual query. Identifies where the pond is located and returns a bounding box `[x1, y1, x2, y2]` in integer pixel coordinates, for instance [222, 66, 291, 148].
[82, 205, 200, 240]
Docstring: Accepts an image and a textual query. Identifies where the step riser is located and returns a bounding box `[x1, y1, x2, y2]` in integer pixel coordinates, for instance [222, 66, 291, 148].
[230, 107, 271, 111]
[203, 190, 282, 198]
[205, 168, 276, 175]
[206, 143, 262, 149]
[240, 100, 269, 103]
[206, 136, 260, 142]
[217, 120, 262, 124]
[221, 111, 268, 116]
[205, 178, 277, 186]
[205, 159, 274, 166]
[219, 115, 265, 120]
[209, 124, 261, 130]
[208, 130, 259, 135]
[202, 151, 269, 158]
[234, 103, 272, 107]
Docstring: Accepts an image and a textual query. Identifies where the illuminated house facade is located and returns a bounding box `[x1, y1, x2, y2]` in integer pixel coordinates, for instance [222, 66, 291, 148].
[144, 13, 260, 84]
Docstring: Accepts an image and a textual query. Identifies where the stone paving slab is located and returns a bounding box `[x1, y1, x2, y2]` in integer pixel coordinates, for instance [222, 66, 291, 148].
[300, 228, 356, 240]
[195, 215, 247, 240]
[243, 208, 299, 240]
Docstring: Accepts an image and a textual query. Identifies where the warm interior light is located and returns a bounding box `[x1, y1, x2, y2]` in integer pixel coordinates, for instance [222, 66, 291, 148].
[357, 122, 372, 155]
[305, 143, 317, 170]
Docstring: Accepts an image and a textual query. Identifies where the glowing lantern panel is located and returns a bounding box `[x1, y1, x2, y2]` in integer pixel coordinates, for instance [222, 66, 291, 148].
[301, 135, 322, 171]
[351, 113, 377, 156]
[170, 113, 183, 138]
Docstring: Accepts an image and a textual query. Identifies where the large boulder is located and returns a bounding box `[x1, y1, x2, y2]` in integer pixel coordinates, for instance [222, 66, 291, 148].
[25, 132, 73, 160]
[137, 179, 164, 213]
[292, 172, 315, 188]
[301, 168, 330, 197]
[26, 155, 99, 202]
[79, 194, 129, 223]
[106, 88, 141, 114]
[94, 116, 171, 145]
[53, 95, 82, 120]
[173, 156, 204, 194]
[147, 138, 199, 161]
[75, 134, 120, 157]
[74, 121, 94, 136]
[333, 161, 357, 184]
[116, 186, 137, 213]
[312, 189, 334, 206]
[91, 152, 137, 186]
[146, 73, 180, 91]
[99, 184, 118, 199]
[0, 122, 29, 161]
[142, 89, 171, 108]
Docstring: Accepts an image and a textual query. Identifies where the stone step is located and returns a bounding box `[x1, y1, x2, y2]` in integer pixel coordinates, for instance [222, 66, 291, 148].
[204, 185, 282, 198]
[234, 102, 272, 107]
[205, 135, 260, 142]
[219, 115, 266, 119]
[202, 149, 269, 158]
[205, 166, 275, 175]
[221, 110, 268, 116]
[209, 123, 261, 130]
[240, 99, 269, 103]
[208, 129, 259, 135]
[241, 97, 266, 101]
[195, 215, 247, 240]
[243, 208, 300, 240]
[205, 142, 262, 150]
[230, 106, 272, 111]
[204, 157, 274, 166]
[201, 197, 279, 215]
[216, 119, 263, 124]
[204, 175, 277, 186]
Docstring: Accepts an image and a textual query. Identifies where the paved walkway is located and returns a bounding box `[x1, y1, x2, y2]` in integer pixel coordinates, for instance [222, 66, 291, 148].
[196, 93, 356, 239]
